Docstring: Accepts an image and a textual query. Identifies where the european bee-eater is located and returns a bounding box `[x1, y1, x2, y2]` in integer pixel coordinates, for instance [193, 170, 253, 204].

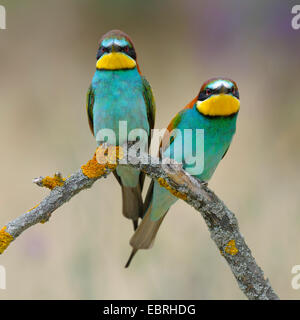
[126, 78, 240, 267]
[86, 30, 156, 230]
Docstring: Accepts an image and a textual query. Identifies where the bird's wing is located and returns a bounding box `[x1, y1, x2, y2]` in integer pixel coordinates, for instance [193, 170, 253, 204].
[141, 76, 156, 134]
[139, 76, 156, 190]
[159, 110, 184, 157]
[159, 96, 197, 156]
[86, 85, 95, 136]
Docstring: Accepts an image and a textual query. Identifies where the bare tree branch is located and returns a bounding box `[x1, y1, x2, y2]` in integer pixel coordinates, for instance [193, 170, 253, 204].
[0, 146, 279, 300]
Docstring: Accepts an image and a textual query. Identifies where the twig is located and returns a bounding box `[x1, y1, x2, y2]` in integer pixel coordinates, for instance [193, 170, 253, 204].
[0, 145, 279, 300]
[126, 146, 279, 300]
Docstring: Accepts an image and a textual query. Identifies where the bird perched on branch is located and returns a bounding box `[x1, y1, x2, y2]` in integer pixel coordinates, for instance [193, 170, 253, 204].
[126, 78, 240, 267]
[86, 30, 155, 230]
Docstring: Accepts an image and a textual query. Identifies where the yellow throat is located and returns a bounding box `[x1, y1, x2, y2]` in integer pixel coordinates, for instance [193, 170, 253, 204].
[96, 52, 136, 70]
[196, 94, 240, 116]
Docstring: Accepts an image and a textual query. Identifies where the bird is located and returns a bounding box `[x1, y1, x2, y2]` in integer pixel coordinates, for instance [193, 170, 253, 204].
[125, 77, 240, 267]
[86, 30, 156, 230]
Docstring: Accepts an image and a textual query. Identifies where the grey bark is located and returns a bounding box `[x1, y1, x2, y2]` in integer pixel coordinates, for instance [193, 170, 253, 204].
[1, 145, 279, 300]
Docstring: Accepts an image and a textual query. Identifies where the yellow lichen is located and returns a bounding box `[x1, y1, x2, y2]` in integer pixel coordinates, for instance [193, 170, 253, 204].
[84, 145, 125, 174]
[0, 226, 13, 254]
[224, 239, 238, 256]
[81, 153, 107, 178]
[157, 177, 187, 201]
[41, 174, 65, 190]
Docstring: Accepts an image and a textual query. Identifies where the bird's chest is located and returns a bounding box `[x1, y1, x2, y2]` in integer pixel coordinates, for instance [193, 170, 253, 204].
[92, 73, 149, 145]
[165, 111, 237, 180]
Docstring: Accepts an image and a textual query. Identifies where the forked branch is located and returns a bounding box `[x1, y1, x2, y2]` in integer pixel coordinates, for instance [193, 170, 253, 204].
[0, 145, 279, 300]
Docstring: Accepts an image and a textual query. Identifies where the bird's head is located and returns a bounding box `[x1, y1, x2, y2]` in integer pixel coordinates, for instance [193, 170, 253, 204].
[196, 78, 240, 116]
[96, 30, 138, 71]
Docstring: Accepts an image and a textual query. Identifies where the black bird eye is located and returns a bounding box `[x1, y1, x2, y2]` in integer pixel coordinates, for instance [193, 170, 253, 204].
[206, 88, 212, 95]
[97, 46, 109, 60]
[123, 46, 129, 53]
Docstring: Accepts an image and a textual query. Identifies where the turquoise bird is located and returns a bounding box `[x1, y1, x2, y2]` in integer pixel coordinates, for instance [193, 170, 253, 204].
[86, 30, 155, 230]
[126, 78, 240, 267]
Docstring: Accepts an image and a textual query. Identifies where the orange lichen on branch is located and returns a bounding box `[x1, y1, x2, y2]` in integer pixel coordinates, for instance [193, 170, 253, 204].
[224, 239, 239, 256]
[81, 153, 107, 179]
[41, 174, 65, 190]
[82, 146, 124, 179]
[0, 226, 14, 254]
[157, 177, 187, 201]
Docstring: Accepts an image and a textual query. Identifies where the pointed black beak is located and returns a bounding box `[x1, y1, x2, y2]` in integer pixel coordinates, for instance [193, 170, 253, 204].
[111, 44, 117, 53]
[219, 85, 227, 94]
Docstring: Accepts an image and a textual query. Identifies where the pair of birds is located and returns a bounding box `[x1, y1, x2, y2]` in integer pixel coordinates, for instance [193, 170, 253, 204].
[86, 30, 240, 267]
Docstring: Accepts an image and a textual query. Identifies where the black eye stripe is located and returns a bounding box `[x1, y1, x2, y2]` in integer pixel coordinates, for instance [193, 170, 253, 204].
[198, 87, 239, 101]
[96, 45, 136, 60]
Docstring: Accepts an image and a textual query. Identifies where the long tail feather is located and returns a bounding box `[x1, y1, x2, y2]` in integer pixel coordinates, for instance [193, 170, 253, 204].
[121, 185, 143, 230]
[125, 248, 137, 268]
[132, 220, 138, 231]
[125, 204, 166, 267]
[113, 172, 143, 230]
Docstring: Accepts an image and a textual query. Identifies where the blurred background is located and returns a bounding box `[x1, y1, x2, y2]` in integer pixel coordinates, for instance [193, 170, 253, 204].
[0, 0, 300, 300]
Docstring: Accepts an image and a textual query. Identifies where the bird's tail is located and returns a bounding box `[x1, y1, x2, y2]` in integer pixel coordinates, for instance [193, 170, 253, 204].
[121, 185, 143, 230]
[125, 201, 166, 268]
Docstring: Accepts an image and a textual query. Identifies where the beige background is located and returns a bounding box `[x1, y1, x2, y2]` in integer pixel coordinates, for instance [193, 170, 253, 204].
[0, 0, 300, 299]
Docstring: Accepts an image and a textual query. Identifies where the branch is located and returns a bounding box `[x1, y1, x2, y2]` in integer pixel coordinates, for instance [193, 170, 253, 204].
[0, 145, 279, 300]
[126, 147, 279, 300]
[0, 151, 115, 250]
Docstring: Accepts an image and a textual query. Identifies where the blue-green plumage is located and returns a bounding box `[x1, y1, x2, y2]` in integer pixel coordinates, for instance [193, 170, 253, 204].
[150, 105, 238, 221]
[91, 69, 150, 189]
[126, 78, 240, 267]
[86, 30, 155, 230]
[91, 69, 150, 144]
